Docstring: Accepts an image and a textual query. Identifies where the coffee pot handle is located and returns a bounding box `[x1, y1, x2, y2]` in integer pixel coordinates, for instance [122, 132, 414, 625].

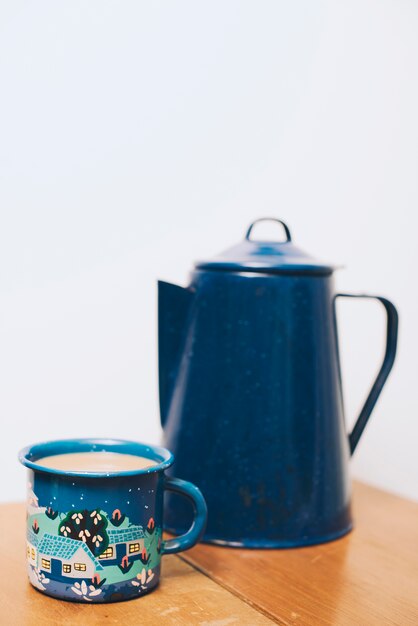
[245, 218, 292, 242]
[335, 294, 399, 454]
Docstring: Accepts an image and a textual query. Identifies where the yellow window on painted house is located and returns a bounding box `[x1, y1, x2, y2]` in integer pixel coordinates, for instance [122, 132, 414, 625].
[63, 564, 71, 573]
[31, 549, 35, 559]
[129, 543, 141, 553]
[41, 559, 50, 570]
[74, 563, 87, 572]
[99, 547, 114, 559]
[27, 546, 30, 557]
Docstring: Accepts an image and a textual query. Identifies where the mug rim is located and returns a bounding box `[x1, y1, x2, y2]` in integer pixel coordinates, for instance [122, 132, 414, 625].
[18, 438, 174, 478]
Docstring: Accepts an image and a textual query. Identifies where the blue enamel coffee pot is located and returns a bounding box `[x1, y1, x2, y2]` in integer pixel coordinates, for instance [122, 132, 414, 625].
[158, 218, 398, 547]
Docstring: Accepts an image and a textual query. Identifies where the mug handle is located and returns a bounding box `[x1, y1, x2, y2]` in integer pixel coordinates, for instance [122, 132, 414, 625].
[162, 476, 207, 555]
[335, 294, 398, 454]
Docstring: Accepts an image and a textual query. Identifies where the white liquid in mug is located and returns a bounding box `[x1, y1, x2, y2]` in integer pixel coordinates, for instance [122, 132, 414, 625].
[37, 451, 158, 473]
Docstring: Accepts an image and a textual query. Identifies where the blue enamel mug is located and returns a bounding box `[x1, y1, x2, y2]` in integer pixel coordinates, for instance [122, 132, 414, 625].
[19, 439, 207, 603]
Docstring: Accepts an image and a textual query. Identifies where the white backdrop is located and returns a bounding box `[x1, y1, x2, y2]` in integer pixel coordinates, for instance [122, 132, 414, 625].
[1, 1, 417, 503]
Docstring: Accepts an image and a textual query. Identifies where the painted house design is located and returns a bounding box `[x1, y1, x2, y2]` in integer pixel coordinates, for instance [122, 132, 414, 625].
[36, 533, 104, 580]
[27, 525, 146, 581]
[27, 488, 45, 516]
[26, 528, 39, 568]
[27, 489, 39, 508]
[97, 526, 145, 566]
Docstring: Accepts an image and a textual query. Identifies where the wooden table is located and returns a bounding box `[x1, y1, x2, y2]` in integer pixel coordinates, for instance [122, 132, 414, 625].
[1, 482, 417, 625]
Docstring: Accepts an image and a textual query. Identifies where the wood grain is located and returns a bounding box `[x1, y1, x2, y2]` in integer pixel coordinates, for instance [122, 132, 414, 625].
[180, 482, 418, 626]
[0, 503, 273, 626]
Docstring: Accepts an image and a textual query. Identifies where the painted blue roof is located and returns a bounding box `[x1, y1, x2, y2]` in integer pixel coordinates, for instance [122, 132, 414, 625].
[37, 534, 104, 571]
[108, 525, 144, 544]
[27, 528, 39, 547]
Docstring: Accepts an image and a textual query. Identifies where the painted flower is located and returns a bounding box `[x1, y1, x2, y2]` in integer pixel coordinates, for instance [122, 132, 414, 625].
[45, 507, 58, 520]
[32, 519, 39, 534]
[110, 508, 126, 527]
[60, 524, 72, 537]
[91, 573, 106, 589]
[71, 580, 103, 601]
[118, 555, 133, 574]
[29, 567, 50, 591]
[139, 547, 150, 565]
[92, 533, 103, 548]
[146, 517, 155, 534]
[71, 512, 84, 525]
[78, 528, 91, 542]
[34, 569, 50, 586]
[90, 510, 103, 526]
[131, 568, 154, 591]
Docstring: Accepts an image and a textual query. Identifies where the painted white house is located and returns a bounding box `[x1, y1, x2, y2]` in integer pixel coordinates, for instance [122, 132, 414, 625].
[26, 528, 38, 568]
[27, 525, 146, 579]
[27, 488, 46, 516]
[98, 526, 145, 564]
[35, 533, 104, 579]
[27, 488, 38, 508]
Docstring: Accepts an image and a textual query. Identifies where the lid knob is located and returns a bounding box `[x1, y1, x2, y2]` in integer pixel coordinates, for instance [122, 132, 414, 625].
[245, 218, 292, 243]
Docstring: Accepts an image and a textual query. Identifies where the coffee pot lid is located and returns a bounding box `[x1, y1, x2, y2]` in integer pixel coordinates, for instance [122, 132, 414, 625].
[195, 218, 335, 275]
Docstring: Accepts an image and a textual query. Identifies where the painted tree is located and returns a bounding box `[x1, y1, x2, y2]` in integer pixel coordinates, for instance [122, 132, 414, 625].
[143, 517, 162, 569]
[59, 509, 109, 556]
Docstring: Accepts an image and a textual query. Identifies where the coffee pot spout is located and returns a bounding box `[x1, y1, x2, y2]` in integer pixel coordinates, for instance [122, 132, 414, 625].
[158, 281, 195, 427]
